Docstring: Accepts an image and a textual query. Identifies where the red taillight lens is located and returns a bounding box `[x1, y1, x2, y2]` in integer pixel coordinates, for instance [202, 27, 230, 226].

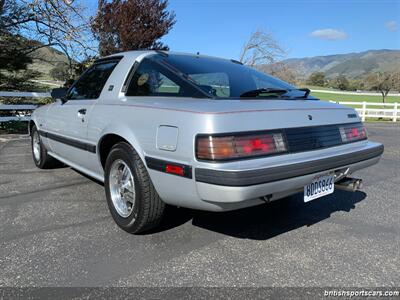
[339, 123, 367, 142]
[196, 132, 287, 161]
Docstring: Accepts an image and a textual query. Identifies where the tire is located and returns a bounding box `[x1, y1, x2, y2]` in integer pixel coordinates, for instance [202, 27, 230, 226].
[30, 125, 59, 169]
[104, 142, 165, 233]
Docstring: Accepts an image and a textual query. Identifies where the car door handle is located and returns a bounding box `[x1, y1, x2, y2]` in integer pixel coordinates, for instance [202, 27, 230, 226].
[77, 109, 87, 118]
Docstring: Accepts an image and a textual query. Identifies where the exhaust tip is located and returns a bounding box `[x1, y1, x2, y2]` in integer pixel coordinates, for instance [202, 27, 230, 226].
[335, 177, 363, 192]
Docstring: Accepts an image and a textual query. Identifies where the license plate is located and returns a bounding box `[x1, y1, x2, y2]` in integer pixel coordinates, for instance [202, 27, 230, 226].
[304, 174, 334, 202]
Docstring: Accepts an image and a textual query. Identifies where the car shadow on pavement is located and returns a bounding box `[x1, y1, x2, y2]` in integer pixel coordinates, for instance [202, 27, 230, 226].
[69, 166, 367, 239]
[153, 190, 366, 239]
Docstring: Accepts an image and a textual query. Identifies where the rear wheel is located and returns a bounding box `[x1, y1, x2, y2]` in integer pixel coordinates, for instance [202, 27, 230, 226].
[30, 125, 58, 169]
[104, 142, 165, 233]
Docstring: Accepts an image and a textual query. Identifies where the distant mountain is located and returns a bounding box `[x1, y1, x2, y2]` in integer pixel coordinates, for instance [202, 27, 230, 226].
[25, 47, 400, 81]
[27, 44, 70, 79]
[271, 49, 400, 79]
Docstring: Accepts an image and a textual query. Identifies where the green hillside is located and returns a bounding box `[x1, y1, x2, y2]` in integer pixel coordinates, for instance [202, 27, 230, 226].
[27, 46, 70, 80]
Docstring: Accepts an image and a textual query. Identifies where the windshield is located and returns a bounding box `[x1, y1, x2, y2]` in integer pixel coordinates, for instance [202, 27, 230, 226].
[148, 53, 309, 99]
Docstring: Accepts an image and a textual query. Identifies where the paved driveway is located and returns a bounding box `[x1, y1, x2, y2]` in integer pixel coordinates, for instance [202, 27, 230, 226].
[0, 123, 399, 287]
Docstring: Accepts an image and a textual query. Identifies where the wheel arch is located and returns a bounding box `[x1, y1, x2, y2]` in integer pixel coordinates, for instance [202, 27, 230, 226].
[28, 120, 36, 136]
[97, 132, 144, 170]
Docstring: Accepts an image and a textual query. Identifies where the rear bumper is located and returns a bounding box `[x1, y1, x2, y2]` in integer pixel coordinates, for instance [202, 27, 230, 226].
[146, 141, 383, 211]
[194, 141, 383, 204]
[195, 143, 384, 187]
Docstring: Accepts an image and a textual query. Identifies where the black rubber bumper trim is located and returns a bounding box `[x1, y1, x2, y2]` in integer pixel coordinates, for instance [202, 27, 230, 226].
[145, 157, 193, 179]
[39, 130, 96, 153]
[195, 144, 384, 187]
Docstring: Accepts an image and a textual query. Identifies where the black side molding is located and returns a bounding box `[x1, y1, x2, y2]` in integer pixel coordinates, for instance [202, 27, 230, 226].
[39, 131, 96, 153]
[145, 157, 192, 179]
[195, 144, 384, 187]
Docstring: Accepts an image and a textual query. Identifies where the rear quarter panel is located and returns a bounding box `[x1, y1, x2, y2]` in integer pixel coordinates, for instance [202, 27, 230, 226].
[86, 96, 367, 209]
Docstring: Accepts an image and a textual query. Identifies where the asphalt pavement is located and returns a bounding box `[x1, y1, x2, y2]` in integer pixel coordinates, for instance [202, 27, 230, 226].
[0, 123, 399, 287]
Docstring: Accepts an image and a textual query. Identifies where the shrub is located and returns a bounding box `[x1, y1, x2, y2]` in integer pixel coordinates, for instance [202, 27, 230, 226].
[0, 121, 29, 134]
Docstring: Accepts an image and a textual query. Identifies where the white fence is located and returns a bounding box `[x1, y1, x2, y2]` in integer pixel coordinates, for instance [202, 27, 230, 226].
[312, 89, 400, 97]
[0, 91, 48, 123]
[330, 101, 399, 122]
[0, 91, 50, 98]
[0, 104, 38, 122]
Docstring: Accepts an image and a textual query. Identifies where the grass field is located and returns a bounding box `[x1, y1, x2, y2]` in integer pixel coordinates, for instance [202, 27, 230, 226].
[311, 91, 399, 103]
[305, 85, 343, 91]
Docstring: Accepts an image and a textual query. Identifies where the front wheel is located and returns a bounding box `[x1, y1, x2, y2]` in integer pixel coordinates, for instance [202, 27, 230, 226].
[30, 125, 58, 169]
[104, 142, 165, 233]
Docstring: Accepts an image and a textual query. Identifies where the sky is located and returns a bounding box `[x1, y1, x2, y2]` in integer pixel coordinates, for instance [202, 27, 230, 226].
[88, 0, 400, 60]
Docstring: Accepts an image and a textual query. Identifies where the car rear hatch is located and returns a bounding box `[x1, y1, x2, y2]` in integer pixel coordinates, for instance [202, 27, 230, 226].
[197, 99, 360, 151]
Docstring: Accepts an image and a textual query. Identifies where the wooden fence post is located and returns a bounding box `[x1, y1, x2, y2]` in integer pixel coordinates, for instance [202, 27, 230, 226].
[394, 102, 398, 122]
[362, 102, 367, 122]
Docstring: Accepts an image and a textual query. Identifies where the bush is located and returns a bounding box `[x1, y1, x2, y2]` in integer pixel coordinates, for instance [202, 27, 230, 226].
[331, 75, 350, 90]
[307, 72, 326, 87]
[0, 121, 29, 134]
[50, 62, 70, 81]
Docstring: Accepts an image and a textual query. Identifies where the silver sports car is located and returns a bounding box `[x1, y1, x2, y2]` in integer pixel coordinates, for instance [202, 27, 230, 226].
[30, 51, 384, 233]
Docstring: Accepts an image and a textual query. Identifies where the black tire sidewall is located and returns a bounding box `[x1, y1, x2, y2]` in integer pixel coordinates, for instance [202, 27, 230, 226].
[31, 125, 45, 168]
[104, 143, 145, 232]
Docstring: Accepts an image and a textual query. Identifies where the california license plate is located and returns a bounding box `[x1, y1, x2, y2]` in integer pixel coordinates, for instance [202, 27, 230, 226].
[304, 174, 334, 202]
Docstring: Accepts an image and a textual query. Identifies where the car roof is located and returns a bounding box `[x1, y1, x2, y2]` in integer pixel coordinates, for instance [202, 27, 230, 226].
[103, 50, 233, 63]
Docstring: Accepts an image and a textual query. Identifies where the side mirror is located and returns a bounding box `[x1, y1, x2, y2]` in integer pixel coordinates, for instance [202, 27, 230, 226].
[51, 88, 68, 103]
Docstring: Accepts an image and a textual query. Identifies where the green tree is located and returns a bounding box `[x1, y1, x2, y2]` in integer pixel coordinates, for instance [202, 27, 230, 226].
[307, 72, 326, 87]
[348, 79, 364, 91]
[332, 75, 350, 91]
[0, 33, 42, 90]
[0, 33, 32, 72]
[364, 72, 400, 103]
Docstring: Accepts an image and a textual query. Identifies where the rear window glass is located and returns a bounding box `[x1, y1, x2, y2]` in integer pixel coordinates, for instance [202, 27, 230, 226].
[126, 54, 306, 99]
[126, 58, 203, 98]
[188, 73, 230, 97]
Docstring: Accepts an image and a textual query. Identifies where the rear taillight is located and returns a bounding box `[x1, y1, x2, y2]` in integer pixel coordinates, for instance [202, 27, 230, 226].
[339, 123, 367, 143]
[196, 132, 287, 161]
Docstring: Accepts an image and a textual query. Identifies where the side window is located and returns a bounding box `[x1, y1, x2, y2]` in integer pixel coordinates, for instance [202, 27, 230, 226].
[67, 61, 118, 100]
[126, 59, 188, 97]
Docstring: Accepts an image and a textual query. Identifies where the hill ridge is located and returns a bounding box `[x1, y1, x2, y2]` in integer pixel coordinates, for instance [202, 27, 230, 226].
[274, 49, 400, 79]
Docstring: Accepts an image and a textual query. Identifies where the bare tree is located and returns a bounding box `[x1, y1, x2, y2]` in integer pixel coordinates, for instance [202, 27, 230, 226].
[239, 29, 285, 67]
[265, 62, 298, 85]
[364, 72, 400, 103]
[1, 0, 97, 77]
